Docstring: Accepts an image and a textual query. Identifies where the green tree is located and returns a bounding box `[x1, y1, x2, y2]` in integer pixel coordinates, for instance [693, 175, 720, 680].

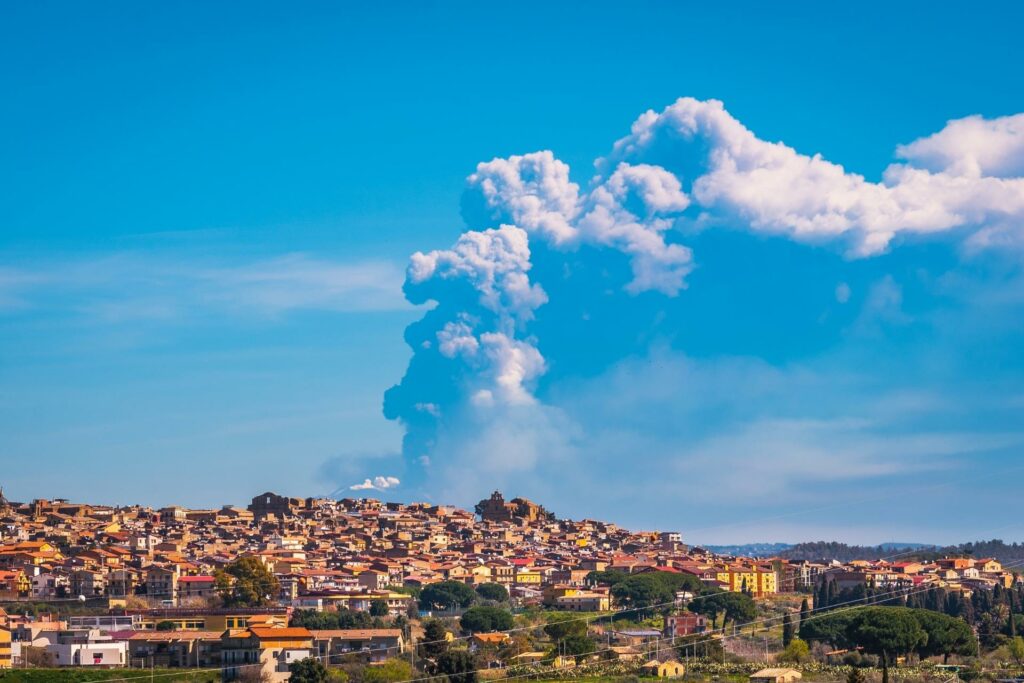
[782, 612, 795, 647]
[610, 575, 674, 615]
[1007, 636, 1024, 667]
[155, 620, 176, 631]
[913, 610, 977, 663]
[291, 609, 373, 630]
[543, 615, 587, 641]
[215, 557, 280, 607]
[289, 658, 329, 683]
[419, 619, 450, 659]
[559, 633, 597, 663]
[419, 581, 477, 611]
[849, 608, 928, 683]
[369, 600, 389, 617]
[798, 598, 810, 639]
[362, 659, 413, 683]
[435, 648, 477, 683]
[780, 638, 810, 664]
[460, 606, 514, 633]
[476, 583, 509, 602]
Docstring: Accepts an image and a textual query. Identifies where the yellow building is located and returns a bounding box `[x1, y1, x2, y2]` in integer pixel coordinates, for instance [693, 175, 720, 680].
[715, 566, 777, 597]
[136, 609, 289, 631]
[515, 570, 542, 585]
[0, 626, 11, 669]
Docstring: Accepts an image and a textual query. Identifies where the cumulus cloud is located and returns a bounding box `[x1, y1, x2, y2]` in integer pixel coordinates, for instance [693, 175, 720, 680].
[350, 475, 401, 491]
[603, 98, 1024, 255]
[385, 97, 1024, 500]
[896, 113, 1024, 178]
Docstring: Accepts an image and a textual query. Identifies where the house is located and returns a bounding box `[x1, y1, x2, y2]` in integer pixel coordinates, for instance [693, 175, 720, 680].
[664, 612, 707, 637]
[749, 668, 802, 683]
[70, 569, 106, 597]
[470, 632, 509, 652]
[555, 592, 610, 612]
[126, 631, 222, 668]
[221, 627, 314, 683]
[178, 576, 216, 601]
[311, 629, 404, 663]
[357, 570, 390, 591]
[641, 659, 685, 678]
[48, 629, 127, 667]
[145, 566, 179, 603]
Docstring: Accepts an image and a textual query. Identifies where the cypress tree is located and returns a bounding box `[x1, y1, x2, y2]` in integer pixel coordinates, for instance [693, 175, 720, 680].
[1010, 591, 1018, 638]
[798, 597, 810, 640]
[782, 612, 795, 647]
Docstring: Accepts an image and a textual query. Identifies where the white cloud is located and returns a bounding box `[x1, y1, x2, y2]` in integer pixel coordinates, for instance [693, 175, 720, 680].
[350, 475, 401, 491]
[387, 96, 1024, 510]
[896, 113, 1024, 178]
[603, 98, 1024, 255]
[835, 282, 851, 303]
[468, 152, 580, 245]
[0, 252, 411, 321]
[408, 225, 548, 325]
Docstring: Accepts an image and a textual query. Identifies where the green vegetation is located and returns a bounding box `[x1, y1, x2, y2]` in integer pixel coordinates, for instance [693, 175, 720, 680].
[419, 581, 478, 611]
[0, 670, 218, 683]
[780, 638, 810, 664]
[690, 591, 757, 630]
[289, 657, 330, 683]
[361, 659, 413, 683]
[419, 618, 451, 659]
[214, 557, 280, 607]
[587, 570, 711, 616]
[434, 649, 477, 683]
[475, 582, 509, 602]
[290, 608, 375, 629]
[460, 605, 514, 633]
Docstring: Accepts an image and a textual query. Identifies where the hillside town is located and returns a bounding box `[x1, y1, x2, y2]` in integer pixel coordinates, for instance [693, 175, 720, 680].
[0, 488, 1021, 683]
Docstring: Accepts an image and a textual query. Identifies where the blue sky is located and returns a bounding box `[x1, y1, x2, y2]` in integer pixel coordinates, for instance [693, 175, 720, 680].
[2, 2, 1023, 544]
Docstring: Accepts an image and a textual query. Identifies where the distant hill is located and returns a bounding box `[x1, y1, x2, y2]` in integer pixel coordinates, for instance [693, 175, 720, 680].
[702, 543, 792, 557]
[778, 541, 933, 562]
[777, 539, 1024, 564]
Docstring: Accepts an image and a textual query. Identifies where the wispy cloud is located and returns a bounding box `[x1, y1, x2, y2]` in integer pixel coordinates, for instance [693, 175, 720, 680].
[0, 252, 412, 322]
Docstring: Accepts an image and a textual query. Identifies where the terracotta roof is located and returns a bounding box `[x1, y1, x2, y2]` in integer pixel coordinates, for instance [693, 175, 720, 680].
[248, 627, 313, 639]
[311, 629, 402, 638]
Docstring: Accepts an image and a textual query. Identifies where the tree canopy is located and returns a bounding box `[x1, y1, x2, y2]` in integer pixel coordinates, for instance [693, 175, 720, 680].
[290, 608, 374, 630]
[476, 583, 509, 602]
[419, 581, 477, 611]
[215, 557, 280, 607]
[435, 649, 478, 683]
[289, 657, 329, 683]
[460, 605, 514, 633]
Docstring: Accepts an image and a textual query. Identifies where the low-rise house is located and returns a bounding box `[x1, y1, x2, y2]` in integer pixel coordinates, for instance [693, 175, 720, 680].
[48, 629, 127, 668]
[750, 668, 802, 683]
[221, 627, 314, 683]
[311, 629, 404, 663]
[125, 631, 222, 668]
[664, 612, 707, 637]
[641, 659, 685, 678]
[178, 575, 217, 602]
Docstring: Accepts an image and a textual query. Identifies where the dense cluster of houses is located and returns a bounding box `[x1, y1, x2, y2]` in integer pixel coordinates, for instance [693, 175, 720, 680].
[0, 487, 1018, 678]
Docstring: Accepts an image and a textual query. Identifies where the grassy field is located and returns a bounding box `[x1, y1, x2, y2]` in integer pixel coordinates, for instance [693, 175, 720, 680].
[0, 669, 220, 683]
